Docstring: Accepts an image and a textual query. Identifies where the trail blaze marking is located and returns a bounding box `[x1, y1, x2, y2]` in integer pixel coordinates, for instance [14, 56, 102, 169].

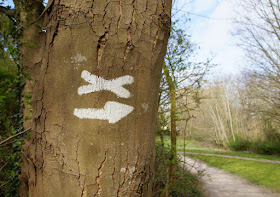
[74, 102, 134, 124]
[74, 70, 134, 124]
[71, 53, 87, 65]
[78, 70, 134, 98]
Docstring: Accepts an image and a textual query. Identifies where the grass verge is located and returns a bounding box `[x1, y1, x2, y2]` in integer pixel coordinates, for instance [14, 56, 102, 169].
[189, 155, 280, 192]
[161, 136, 280, 161]
[183, 148, 280, 161]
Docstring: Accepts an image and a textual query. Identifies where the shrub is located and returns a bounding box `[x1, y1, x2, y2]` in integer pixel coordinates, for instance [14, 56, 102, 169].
[253, 120, 280, 155]
[253, 141, 280, 155]
[227, 135, 251, 152]
[227, 133, 280, 155]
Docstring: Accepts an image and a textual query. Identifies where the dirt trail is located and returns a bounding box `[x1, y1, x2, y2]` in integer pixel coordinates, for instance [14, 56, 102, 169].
[179, 153, 280, 197]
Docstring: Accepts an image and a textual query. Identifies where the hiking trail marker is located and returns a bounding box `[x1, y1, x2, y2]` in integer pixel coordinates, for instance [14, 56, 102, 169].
[74, 102, 134, 124]
[74, 70, 134, 124]
[78, 70, 134, 98]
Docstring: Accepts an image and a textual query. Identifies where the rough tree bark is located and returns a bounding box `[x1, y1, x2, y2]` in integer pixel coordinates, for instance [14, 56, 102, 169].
[14, 0, 44, 129]
[19, 0, 171, 196]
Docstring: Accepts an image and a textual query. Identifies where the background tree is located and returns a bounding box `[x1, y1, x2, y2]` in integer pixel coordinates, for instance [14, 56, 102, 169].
[0, 4, 25, 196]
[0, 1, 45, 196]
[157, 20, 210, 196]
[234, 0, 280, 124]
[185, 73, 280, 155]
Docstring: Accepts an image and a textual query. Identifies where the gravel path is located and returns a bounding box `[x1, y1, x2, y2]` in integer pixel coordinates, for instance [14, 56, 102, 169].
[179, 153, 280, 197]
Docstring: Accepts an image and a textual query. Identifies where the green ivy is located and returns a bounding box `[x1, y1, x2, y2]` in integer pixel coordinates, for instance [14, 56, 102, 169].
[0, 11, 27, 195]
[0, 58, 22, 197]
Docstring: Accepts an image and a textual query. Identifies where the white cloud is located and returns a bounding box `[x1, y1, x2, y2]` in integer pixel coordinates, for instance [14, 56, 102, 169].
[176, 0, 244, 75]
[193, 0, 218, 14]
[198, 1, 234, 49]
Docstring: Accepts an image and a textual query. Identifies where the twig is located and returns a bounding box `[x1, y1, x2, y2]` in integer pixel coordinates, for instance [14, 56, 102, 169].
[0, 176, 15, 188]
[0, 6, 16, 23]
[0, 6, 15, 17]
[0, 128, 31, 146]
[0, 162, 8, 172]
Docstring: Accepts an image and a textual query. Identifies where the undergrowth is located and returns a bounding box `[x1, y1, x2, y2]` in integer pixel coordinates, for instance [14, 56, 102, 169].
[228, 124, 280, 156]
[153, 144, 201, 197]
[0, 59, 26, 197]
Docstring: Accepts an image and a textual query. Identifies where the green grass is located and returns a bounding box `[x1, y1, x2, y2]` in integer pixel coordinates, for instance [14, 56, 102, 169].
[184, 148, 280, 161]
[189, 155, 280, 192]
[157, 136, 214, 151]
[158, 135, 280, 192]
[158, 136, 280, 161]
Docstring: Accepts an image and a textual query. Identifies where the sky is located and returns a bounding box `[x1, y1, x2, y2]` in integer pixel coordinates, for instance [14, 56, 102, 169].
[3, 0, 243, 75]
[173, 0, 244, 76]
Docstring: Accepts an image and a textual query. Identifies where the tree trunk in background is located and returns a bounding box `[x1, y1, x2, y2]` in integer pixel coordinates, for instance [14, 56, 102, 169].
[20, 0, 171, 196]
[163, 63, 177, 191]
[13, 1, 44, 196]
[14, 0, 44, 129]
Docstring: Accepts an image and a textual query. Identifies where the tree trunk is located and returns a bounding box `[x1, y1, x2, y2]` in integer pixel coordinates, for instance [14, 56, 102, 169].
[20, 0, 171, 196]
[14, 0, 44, 129]
[13, 1, 44, 196]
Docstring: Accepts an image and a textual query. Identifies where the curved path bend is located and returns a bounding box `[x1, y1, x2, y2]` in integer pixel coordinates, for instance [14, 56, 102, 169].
[179, 153, 280, 197]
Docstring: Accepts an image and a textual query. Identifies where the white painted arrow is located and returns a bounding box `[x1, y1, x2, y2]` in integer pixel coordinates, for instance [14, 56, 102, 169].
[74, 101, 134, 124]
[78, 70, 134, 98]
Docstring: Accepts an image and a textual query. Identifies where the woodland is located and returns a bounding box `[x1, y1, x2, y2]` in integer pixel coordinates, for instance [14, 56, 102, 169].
[0, 0, 280, 197]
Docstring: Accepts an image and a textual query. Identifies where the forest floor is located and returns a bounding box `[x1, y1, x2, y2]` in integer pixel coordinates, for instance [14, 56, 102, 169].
[179, 153, 280, 197]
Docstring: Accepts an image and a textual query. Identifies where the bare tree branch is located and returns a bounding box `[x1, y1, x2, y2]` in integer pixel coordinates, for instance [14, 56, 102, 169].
[0, 6, 15, 21]
[0, 128, 31, 146]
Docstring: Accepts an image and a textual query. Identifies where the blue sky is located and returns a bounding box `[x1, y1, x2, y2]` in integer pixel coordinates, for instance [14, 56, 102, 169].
[3, 0, 47, 6]
[3, 0, 242, 75]
[173, 0, 243, 75]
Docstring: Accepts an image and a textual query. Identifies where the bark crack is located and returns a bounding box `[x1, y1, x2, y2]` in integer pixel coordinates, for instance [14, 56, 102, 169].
[102, 0, 110, 27]
[49, 4, 61, 49]
[111, 151, 118, 189]
[152, 26, 160, 57]
[117, 0, 123, 29]
[97, 31, 109, 68]
[94, 149, 109, 197]
[117, 149, 130, 197]
[81, 177, 87, 197]
[129, 148, 140, 196]
[123, 2, 135, 64]
[161, 0, 166, 13]
[123, 0, 136, 66]
[152, 0, 170, 57]
[88, 1, 96, 33]
[76, 139, 82, 182]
